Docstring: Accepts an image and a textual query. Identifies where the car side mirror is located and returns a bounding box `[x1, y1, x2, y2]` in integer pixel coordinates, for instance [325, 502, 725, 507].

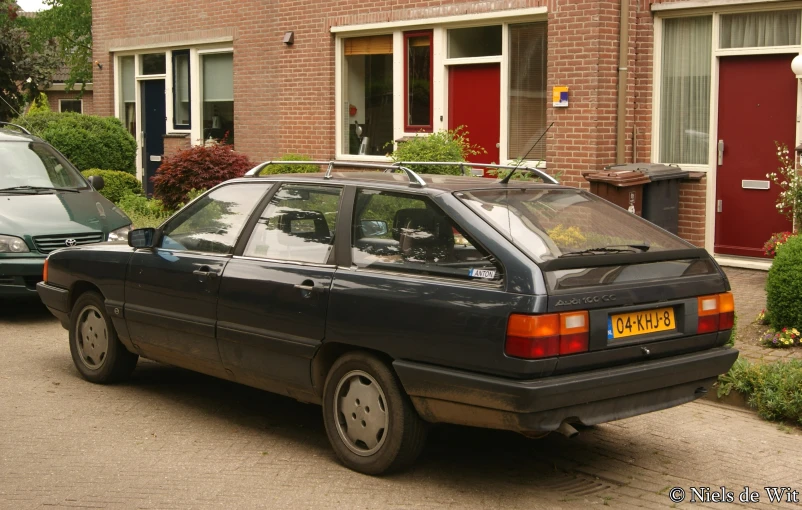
[87, 175, 105, 191]
[128, 227, 156, 248]
[360, 219, 388, 237]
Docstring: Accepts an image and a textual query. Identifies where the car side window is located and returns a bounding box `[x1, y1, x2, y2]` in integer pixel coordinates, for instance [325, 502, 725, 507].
[243, 184, 342, 264]
[160, 183, 271, 254]
[352, 189, 502, 282]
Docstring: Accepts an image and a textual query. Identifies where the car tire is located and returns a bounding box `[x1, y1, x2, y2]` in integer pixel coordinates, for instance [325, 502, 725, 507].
[69, 291, 138, 384]
[322, 351, 428, 475]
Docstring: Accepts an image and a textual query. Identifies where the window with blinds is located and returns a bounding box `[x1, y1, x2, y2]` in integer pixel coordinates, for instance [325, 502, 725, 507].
[508, 22, 548, 161]
[342, 35, 394, 156]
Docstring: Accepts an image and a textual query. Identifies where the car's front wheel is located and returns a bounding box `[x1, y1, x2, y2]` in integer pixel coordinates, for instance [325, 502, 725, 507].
[322, 352, 428, 475]
[69, 291, 138, 383]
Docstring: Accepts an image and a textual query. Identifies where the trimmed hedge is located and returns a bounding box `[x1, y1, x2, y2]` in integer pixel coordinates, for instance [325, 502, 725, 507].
[766, 234, 802, 330]
[81, 169, 142, 204]
[13, 112, 137, 174]
[260, 153, 321, 174]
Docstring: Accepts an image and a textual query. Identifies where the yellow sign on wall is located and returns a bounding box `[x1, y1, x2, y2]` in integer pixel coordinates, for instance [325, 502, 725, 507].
[553, 86, 569, 107]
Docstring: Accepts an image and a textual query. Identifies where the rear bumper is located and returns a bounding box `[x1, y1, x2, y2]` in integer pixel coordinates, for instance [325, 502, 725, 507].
[36, 281, 70, 328]
[393, 347, 738, 432]
[0, 257, 46, 296]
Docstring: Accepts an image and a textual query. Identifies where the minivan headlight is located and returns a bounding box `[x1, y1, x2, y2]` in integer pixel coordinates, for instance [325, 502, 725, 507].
[107, 224, 132, 243]
[0, 235, 30, 253]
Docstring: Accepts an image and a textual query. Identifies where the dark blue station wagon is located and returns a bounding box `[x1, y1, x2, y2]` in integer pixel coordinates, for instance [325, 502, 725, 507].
[37, 165, 738, 475]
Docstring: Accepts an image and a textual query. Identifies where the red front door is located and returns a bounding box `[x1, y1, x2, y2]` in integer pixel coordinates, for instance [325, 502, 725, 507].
[448, 64, 500, 167]
[715, 54, 796, 257]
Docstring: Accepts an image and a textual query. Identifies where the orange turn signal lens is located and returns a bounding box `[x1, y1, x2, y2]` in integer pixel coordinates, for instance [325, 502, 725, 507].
[42, 258, 48, 283]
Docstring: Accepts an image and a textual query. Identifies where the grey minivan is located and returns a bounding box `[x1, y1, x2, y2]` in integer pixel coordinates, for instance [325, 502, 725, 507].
[0, 123, 132, 297]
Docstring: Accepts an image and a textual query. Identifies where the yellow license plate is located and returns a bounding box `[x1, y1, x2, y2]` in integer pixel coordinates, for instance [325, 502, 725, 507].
[608, 307, 675, 339]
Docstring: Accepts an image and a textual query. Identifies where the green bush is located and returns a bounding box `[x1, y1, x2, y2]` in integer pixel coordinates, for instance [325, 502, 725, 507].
[718, 358, 802, 425]
[13, 112, 137, 174]
[387, 127, 485, 175]
[81, 169, 142, 204]
[116, 193, 172, 229]
[766, 234, 802, 329]
[260, 153, 321, 175]
[27, 92, 50, 114]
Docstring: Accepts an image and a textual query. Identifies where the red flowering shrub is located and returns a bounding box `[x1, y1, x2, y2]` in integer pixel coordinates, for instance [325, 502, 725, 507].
[152, 144, 255, 210]
[763, 231, 795, 257]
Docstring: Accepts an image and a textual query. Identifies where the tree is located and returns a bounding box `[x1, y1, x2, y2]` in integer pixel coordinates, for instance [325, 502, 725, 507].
[20, 0, 92, 94]
[0, 1, 60, 121]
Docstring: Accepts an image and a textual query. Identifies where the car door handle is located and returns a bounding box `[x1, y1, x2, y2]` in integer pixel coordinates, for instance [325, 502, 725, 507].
[294, 280, 325, 293]
[193, 266, 218, 278]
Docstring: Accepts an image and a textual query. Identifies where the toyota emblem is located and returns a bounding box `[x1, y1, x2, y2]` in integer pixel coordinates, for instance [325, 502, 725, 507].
[64, 239, 77, 247]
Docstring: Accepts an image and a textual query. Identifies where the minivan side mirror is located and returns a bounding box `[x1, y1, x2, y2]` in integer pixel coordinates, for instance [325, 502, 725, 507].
[87, 175, 105, 191]
[128, 228, 156, 249]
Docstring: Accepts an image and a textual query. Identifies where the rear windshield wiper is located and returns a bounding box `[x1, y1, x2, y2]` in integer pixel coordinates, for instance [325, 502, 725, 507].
[0, 185, 80, 193]
[559, 244, 650, 257]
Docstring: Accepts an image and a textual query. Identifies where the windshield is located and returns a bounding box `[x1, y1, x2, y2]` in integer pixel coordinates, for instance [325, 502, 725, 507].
[0, 142, 88, 190]
[458, 188, 692, 263]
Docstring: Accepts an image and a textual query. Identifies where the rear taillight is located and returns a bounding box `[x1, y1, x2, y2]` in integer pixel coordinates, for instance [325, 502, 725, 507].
[697, 292, 735, 333]
[505, 311, 589, 360]
[42, 258, 48, 283]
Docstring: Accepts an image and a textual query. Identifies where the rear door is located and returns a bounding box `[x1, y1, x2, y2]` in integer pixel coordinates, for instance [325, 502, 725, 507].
[216, 183, 344, 397]
[124, 182, 271, 378]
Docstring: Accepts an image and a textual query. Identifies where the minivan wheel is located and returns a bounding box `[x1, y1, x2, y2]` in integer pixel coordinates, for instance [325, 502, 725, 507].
[322, 352, 427, 475]
[69, 291, 138, 384]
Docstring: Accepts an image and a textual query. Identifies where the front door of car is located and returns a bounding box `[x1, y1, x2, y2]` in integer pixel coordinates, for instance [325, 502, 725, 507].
[124, 182, 272, 378]
[216, 183, 343, 398]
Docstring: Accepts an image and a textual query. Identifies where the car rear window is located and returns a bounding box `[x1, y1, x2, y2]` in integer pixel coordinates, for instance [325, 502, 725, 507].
[457, 188, 692, 263]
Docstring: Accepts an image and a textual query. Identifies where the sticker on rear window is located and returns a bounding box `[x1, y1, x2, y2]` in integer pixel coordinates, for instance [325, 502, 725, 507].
[469, 269, 496, 279]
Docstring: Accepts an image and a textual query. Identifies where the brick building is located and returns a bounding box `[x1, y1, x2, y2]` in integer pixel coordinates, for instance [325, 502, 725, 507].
[91, 0, 802, 266]
[43, 65, 94, 115]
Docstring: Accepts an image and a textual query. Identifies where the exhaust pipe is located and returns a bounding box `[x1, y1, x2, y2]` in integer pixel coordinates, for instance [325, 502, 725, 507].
[556, 421, 579, 439]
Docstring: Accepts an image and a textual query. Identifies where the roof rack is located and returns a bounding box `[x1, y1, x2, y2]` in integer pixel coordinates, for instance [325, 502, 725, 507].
[244, 160, 428, 188]
[243, 159, 559, 187]
[0, 122, 32, 135]
[390, 161, 558, 184]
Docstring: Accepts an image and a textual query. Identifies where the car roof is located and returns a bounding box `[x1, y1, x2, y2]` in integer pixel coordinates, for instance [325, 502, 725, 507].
[233, 171, 570, 194]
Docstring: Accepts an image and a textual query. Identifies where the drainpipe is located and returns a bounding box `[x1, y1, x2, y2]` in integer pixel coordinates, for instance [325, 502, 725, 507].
[616, 0, 629, 164]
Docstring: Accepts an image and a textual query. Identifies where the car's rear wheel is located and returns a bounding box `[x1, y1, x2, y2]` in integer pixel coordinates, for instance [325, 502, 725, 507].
[322, 352, 428, 475]
[69, 291, 138, 383]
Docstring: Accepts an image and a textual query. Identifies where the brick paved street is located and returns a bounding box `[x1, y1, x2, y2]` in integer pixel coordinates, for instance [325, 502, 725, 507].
[2, 288, 801, 509]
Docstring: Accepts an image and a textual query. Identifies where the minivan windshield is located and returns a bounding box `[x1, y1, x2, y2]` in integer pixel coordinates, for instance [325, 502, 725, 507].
[458, 188, 692, 263]
[0, 141, 88, 190]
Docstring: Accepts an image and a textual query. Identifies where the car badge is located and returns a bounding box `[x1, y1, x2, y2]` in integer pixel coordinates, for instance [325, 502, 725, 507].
[65, 239, 77, 247]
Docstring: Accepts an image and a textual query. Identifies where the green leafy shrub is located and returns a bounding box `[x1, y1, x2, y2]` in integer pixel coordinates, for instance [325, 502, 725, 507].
[13, 112, 137, 174]
[116, 193, 172, 229]
[765, 233, 802, 330]
[81, 169, 142, 204]
[27, 92, 50, 114]
[718, 358, 802, 425]
[151, 144, 254, 211]
[387, 127, 485, 175]
[260, 153, 320, 174]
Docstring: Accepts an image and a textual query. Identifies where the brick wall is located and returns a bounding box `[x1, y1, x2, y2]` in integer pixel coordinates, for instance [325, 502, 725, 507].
[45, 90, 95, 115]
[92, 0, 708, 246]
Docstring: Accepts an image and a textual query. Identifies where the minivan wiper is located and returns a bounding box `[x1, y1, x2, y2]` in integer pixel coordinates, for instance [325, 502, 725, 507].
[559, 244, 650, 257]
[0, 185, 80, 193]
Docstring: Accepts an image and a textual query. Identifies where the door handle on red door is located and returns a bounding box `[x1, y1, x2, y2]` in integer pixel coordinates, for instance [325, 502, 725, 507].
[718, 140, 724, 165]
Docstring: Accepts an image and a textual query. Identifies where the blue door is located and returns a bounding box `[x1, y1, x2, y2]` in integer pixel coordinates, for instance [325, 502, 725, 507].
[141, 80, 165, 196]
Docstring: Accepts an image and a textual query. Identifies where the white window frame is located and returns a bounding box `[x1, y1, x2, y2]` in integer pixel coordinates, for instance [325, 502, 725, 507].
[333, 7, 546, 162]
[58, 98, 83, 114]
[113, 44, 233, 181]
[652, 4, 802, 255]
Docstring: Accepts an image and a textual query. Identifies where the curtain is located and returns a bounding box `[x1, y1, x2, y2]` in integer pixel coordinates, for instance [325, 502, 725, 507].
[121, 56, 135, 103]
[202, 53, 233, 102]
[508, 22, 548, 161]
[721, 10, 801, 48]
[659, 16, 712, 165]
